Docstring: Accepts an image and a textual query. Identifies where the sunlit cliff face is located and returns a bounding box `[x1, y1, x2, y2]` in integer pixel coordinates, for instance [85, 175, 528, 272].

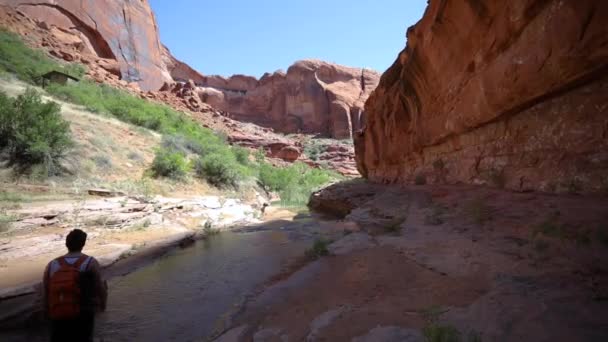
[357, 0, 608, 194]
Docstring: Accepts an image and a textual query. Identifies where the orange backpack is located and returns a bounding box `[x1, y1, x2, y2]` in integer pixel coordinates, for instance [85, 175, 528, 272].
[48, 256, 88, 320]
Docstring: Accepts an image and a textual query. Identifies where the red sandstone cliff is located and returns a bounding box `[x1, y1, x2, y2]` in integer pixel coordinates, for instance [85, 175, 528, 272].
[0, 0, 172, 91]
[192, 60, 380, 139]
[357, 0, 608, 193]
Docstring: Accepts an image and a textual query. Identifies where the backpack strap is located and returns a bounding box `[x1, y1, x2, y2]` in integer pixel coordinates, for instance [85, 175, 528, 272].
[72, 255, 88, 269]
[56, 255, 88, 269]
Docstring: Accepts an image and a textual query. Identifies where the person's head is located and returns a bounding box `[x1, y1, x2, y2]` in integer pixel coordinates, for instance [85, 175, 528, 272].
[66, 229, 87, 252]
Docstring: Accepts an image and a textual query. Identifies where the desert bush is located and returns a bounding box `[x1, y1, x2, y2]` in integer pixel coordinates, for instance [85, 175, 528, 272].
[258, 162, 339, 205]
[233, 146, 250, 165]
[465, 198, 492, 225]
[150, 148, 189, 180]
[161, 135, 204, 155]
[0, 211, 13, 233]
[92, 154, 112, 170]
[305, 238, 330, 259]
[0, 89, 73, 175]
[422, 324, 461, 342]
[194, 152, 242, 188]
[303, 139, 327, 161]
[415, 173, 427, 185]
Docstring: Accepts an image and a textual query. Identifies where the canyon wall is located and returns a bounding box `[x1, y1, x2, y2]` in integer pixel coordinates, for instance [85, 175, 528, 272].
[192, 60, 380, 139]
[357, 0, 608, 193]
[0, 0, 172, 90]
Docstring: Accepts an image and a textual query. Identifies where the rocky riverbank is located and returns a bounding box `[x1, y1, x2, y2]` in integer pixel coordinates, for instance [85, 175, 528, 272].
[215, 181, 608, 341]
[0, 191, 268, 326]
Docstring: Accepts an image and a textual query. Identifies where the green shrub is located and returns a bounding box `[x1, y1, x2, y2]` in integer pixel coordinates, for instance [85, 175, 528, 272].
[415, 173, 427, 185]
[161, 134, 204, 155]
[0, 29, 85, 83]
[303, 139, 327, 161]
[0, 211, 13, 233]
[422, 324, 461, 342]
[305, 238, 330, 259]
[194, 153, 242, 188]
[465, 198, 492, 225]
[92, 155, 112, 170]
[150, 148, 189, 180]
[0, 89, 73, 175]
[233, 146, 250, 165]
[254, 148, 266, 163]
[258, 162, 339, 205]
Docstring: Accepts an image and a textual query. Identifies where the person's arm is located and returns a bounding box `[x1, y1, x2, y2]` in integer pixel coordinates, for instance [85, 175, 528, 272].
[89, 258, 108, 312]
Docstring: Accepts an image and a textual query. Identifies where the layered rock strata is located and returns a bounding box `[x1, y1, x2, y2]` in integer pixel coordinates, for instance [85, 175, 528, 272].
[357, 0, 608, 193]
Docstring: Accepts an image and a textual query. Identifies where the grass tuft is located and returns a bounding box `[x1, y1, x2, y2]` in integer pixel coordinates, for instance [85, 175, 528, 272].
[305, 238, 331, 259]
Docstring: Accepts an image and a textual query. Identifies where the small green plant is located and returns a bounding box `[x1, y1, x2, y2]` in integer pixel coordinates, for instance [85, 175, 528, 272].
[566, 179, 582, 194]
[465, 198, 492, 225]
[488, 169, 506, 188]
[303, 139, 327, 161]
[0, 211, 14, 233]
[385, 216, 406, 233]
[533, 238, 550, 252]
[415, 173, 427, 185]
[305, 238, 330, 259]
[150, 148, 189, 180]
[420, 306, 463, 342]
[161, 135, 204, 155]
[596, 225, 608, 247]
[254, 148, 266, 163]
[423, 324, 461, 342]
[420, 305, 445, 323]
[433, 159, 445, 171]
[194, 152, 242, 188]
[127, 151, 143, 163]
[142, 219, 151, 228]
[0, 89, 73, 175]
[534, 212, 566, 239]
[425, 204, 445, 225]
[0, 191, 26, 203]
[92, 154, 113, 170]
[233, 146, 250, 165]
[203, 220, 220, 235]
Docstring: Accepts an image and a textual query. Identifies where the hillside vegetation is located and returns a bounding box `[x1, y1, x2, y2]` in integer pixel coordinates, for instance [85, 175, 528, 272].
[0, 29, 340, 205]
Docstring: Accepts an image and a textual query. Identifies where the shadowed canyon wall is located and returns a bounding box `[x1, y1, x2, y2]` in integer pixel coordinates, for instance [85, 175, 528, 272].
[357, 0, 608, 193]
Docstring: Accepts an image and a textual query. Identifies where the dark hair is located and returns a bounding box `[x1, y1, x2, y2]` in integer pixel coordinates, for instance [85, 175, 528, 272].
[66, 229, 87, 252]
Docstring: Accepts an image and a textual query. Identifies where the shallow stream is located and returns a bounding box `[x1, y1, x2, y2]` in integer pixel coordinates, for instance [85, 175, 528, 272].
[1, 216, 320, 342]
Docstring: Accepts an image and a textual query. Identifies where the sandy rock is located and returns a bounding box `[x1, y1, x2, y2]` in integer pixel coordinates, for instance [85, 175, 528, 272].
[328, 233, 374, 255]
[253, 328, 288, 342]
[351, 327, 422, 342]
[306, 306, 350, 341]
[213, 325, 249, 342]
[357, 0, 608, 193]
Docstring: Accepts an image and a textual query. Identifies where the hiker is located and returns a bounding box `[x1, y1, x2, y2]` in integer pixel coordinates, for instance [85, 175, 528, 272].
[42, 229, 107, 342]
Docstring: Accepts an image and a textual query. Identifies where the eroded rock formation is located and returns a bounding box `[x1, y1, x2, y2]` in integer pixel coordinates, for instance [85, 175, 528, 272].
[357, 0, 608, 193]
[0, 0, 172, 90]
[192, 60, 380, 139]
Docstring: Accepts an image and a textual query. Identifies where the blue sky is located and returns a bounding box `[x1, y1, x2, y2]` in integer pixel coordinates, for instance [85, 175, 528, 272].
[150, 0, 427, 78]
